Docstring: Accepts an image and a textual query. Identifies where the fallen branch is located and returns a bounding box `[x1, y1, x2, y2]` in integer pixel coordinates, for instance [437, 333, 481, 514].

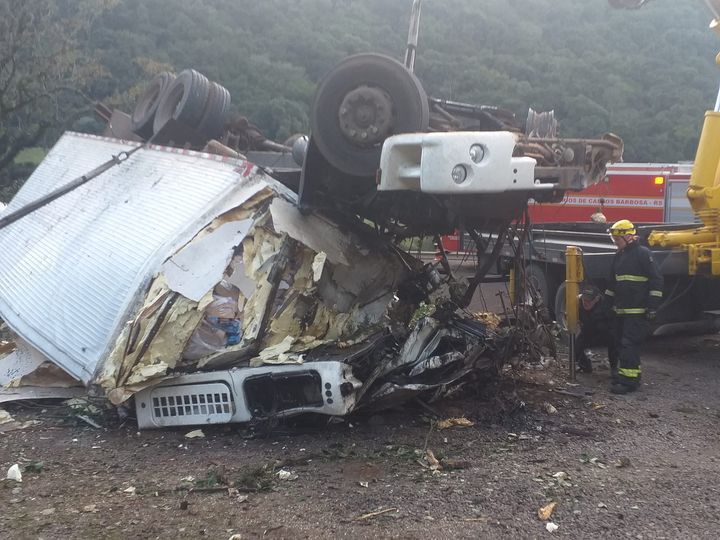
[354, 508, 398, 521]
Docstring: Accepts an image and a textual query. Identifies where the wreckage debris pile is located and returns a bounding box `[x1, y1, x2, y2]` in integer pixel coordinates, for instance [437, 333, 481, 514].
[0, 135, 553, 421]
[96, 186, 510, 411]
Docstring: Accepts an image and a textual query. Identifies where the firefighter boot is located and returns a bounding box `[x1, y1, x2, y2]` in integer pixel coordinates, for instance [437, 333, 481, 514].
[610, 380, 639, 394]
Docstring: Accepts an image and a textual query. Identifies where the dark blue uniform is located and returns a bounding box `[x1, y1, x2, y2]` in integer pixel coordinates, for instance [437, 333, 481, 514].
[603, 240, 663, 389]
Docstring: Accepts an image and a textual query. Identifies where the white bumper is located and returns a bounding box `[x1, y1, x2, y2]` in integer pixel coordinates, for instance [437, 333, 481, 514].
[378, 131, 549, 194]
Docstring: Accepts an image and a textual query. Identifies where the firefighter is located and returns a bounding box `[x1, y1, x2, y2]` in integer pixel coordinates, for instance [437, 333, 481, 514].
[604, 219, 663, 394]
[575, 285, 617, 374]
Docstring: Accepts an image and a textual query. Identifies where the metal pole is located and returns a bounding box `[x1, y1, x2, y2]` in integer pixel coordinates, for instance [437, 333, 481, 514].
[404, 0, 422, 72]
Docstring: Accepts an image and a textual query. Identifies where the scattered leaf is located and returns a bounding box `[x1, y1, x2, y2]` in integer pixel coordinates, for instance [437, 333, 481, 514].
[425, 450, 441, 471]
[437, 417, 474, 430]
[185, 429, 205, 439]
[538, 502, 557, 521]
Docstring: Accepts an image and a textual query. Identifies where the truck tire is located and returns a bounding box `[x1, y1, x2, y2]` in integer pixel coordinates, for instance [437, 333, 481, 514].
[153, 69, 211, 134]
[131, 72, 175, 139]
[310, 53, 429, 178]
[197, 82, 231, 139]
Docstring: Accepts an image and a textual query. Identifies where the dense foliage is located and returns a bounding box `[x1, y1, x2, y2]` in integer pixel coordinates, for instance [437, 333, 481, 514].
[1, 0, 719, 199]
[86, 0, 718, 162]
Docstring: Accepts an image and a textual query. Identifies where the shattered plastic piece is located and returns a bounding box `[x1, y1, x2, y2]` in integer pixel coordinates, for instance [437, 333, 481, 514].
[543, 402, 558, 414]
[538, 502, 557, 521]
[546, 522, 559, 533]
[185, 429, 205, 439]
[359, 481, 369, 488]
[6, 464, 22, 482]
[0, 408, 12, 425]
[437, 417, 475, 430]
[312, 252, 327, 282]
[276, 469, 298, 481]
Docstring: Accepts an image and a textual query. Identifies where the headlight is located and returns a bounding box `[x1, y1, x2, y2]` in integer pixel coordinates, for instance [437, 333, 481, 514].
[451, 164, 467, 184]
[469, 144, 485, 164]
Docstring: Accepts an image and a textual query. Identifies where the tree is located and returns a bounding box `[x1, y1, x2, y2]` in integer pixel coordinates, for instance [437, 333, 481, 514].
[0, 0, 115, 175]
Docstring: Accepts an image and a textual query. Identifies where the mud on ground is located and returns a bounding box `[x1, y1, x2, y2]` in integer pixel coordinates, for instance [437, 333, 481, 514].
[2, 333, 720, 539]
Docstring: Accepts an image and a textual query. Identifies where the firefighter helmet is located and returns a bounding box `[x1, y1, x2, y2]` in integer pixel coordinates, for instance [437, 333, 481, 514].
[608, 219, 636, 236]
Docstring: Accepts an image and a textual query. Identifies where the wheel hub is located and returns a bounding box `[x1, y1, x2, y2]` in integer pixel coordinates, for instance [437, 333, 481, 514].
[338, 85, 394, 147]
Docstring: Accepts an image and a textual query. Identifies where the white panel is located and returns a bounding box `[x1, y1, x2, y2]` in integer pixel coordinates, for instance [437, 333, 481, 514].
[0, 133, 271, 383]
[162, 219, 253, 301]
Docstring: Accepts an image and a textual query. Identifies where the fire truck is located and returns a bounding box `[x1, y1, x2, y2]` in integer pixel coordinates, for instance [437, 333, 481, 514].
[442, 162, 694, 254]
[529, 162, 694, 225]
[461, 161, 720, 331]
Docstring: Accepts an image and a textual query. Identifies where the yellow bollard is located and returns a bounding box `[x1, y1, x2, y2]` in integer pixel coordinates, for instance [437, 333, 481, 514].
[565, 246, 584, 381]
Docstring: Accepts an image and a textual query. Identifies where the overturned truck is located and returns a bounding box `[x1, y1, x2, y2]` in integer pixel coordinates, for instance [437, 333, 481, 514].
[0, 134, 512, 428]
[0, 2, 622, 427]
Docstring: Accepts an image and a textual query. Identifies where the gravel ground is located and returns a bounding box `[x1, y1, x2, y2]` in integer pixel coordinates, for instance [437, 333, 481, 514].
[2, 333, 720, 539]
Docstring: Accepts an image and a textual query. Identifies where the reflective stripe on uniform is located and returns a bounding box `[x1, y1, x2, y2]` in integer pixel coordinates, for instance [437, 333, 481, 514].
[613, 307, 647, 315]
[615, 274, 649, 282]
[618, 367, 641, 378]
[604, 289, 615, 297]
[650, 290, 663, 297]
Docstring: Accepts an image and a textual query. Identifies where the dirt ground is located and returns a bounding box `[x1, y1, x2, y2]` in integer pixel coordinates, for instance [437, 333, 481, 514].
[2, 332, 720, 540]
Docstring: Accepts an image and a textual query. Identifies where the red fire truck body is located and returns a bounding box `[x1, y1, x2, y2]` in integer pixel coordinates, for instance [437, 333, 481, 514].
[529, 162, 694, 225]
[441, 163, 694, 254]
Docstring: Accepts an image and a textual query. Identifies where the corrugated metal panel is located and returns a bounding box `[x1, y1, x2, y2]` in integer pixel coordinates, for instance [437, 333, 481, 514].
[0, 132, 270, 383]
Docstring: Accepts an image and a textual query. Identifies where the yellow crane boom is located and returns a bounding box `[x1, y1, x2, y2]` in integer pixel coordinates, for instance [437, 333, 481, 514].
[612, 0, 720, 274]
